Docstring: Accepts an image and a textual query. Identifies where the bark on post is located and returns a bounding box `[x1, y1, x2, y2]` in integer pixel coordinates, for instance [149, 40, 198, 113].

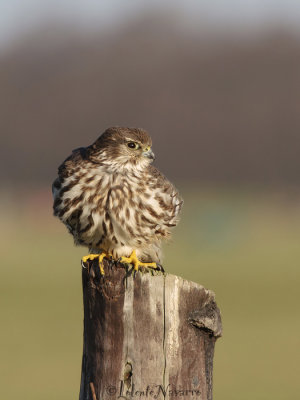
[79, 260, 222, 400]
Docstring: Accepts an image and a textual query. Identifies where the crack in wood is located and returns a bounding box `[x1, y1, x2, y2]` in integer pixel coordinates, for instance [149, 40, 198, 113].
[89, 382, 97, 400]
[162, 274, 167, 398]
[123, 361, 133, 390]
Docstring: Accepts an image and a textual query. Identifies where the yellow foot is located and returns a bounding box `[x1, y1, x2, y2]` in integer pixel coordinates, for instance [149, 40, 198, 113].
[82, 252, 111, 275]
[119, 250, 161, 272]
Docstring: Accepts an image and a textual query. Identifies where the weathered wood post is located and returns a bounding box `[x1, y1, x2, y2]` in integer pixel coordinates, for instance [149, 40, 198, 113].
[79, 260, 222, 400]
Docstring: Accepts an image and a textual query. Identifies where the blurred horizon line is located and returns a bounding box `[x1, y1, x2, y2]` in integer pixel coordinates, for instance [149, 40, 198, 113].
[1, 11, 300, 187]
[2, 2, 300, 53]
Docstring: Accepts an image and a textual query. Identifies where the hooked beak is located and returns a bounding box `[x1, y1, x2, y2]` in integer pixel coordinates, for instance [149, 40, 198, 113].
[143, 148, 155, 161]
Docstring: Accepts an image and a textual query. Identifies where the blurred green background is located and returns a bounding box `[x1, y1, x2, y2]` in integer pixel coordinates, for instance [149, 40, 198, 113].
[1, 1, 300, 399]
[1, 187, 299, 400]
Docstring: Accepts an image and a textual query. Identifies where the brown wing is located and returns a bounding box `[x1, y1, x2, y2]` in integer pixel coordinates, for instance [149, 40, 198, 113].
[147, 165, 183, 228]
[52, 147, 89, 237]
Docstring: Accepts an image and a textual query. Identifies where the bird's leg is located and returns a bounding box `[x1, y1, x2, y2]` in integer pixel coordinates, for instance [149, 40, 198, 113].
[82, 252, 111, 275]
[119, 250, 161, 272]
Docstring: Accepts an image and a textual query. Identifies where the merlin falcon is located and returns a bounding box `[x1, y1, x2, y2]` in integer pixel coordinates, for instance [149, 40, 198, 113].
[52, 127, 183, 274]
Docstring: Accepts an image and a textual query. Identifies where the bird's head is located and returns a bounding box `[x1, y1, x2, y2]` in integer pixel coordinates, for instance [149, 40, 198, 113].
[90, 127, 155, 172]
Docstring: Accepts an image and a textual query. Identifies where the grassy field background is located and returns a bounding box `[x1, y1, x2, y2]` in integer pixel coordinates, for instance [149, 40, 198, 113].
[1, 186, 300, 400]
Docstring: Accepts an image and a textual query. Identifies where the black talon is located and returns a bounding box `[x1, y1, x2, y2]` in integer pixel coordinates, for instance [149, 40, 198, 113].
[156, 263, 165, 273]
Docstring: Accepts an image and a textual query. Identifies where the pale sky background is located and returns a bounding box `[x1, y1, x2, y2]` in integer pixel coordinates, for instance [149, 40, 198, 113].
[1, 0, 300, 50]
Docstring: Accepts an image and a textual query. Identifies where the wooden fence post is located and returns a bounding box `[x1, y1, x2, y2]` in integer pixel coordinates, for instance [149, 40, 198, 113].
[79, 260, 222, 400]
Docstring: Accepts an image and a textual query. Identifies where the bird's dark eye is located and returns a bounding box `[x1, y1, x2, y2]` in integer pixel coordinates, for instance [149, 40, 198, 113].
[127, 142, 138, 149]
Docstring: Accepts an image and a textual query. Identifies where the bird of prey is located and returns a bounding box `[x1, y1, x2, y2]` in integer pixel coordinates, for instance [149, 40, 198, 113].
[52, 127, 183, 274]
